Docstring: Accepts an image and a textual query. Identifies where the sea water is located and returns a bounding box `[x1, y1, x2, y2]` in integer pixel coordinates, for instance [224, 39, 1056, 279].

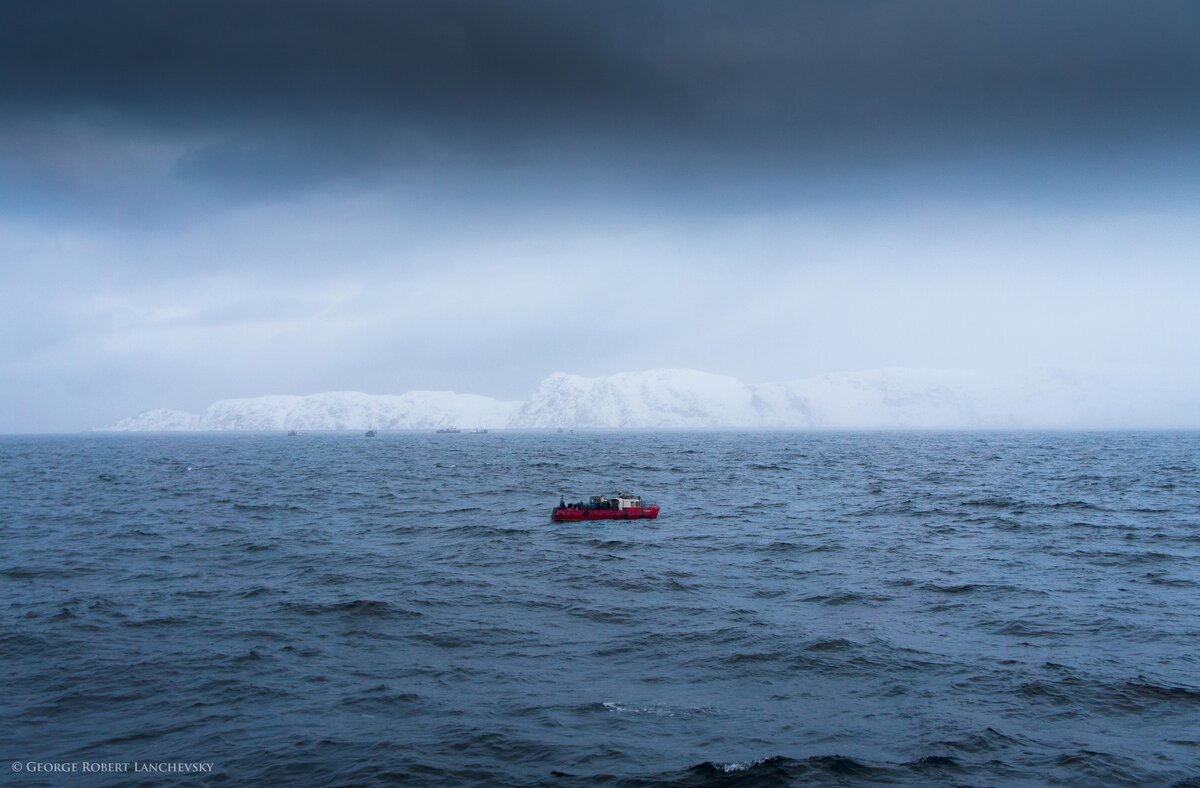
[1, 432, 1198, 785]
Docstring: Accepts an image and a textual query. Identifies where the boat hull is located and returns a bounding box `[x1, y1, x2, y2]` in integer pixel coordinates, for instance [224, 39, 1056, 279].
[551, 506, 660, 522]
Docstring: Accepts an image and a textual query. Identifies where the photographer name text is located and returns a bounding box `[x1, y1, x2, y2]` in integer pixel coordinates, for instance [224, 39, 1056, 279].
[13, 761, 214, 774]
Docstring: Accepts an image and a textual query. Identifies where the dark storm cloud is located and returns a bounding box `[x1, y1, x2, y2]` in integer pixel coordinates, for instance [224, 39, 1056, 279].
[2, 0, 1199, 196]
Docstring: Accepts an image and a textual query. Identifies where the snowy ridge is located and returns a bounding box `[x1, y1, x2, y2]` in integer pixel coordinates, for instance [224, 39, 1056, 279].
[513, 370, 754, 429]
[107, 391, 521, 432]
[102, 367, 1195, 430]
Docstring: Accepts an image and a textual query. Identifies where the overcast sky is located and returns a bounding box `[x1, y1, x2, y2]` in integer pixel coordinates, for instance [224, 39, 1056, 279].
[2, 1, 1199, 431]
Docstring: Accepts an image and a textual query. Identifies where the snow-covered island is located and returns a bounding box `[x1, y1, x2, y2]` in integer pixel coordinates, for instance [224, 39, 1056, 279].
[100, 367, 1190, 431]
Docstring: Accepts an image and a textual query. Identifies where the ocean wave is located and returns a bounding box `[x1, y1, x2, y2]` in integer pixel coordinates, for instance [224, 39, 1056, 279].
[279, 599, 421, 618]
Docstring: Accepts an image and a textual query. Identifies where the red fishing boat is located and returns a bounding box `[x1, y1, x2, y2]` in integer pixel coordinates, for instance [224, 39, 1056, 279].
[552, 493, 660, 522]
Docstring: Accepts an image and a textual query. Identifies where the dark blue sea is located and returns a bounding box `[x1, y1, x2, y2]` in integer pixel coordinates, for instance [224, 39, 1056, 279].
[2, 432, 1198, 786]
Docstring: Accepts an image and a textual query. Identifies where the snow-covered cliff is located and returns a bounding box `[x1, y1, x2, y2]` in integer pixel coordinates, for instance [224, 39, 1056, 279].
[108, 390, 521, 431]
[511, 369, 757, 428]
[102, 367, 1185, 431]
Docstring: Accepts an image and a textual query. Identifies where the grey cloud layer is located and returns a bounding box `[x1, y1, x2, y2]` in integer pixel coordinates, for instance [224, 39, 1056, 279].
[3, 0, 1199, 193]
[3, 2, 1200, 431]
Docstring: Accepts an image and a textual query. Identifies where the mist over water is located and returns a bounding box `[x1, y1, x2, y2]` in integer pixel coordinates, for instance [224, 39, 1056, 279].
[2, 432, 1199, 785]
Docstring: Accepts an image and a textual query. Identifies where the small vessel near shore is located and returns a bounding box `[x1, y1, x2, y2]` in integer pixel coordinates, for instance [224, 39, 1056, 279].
[552, 493, 660, 522]
[365, 429, 377, 437]
[436, 427, 461, 434]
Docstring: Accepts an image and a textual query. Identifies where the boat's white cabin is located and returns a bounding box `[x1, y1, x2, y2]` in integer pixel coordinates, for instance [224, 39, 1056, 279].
[583, 493, 644, 509]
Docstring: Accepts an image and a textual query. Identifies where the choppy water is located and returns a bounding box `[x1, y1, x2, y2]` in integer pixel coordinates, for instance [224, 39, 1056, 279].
[1, 432, 1199, 786]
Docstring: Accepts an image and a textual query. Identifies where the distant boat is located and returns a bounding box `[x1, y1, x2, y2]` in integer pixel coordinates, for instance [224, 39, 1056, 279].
[436, 427, 461, 434]
[287, 430, 299, 436]
[471, 428, 488, 434]
[365, 430, 377, 437]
